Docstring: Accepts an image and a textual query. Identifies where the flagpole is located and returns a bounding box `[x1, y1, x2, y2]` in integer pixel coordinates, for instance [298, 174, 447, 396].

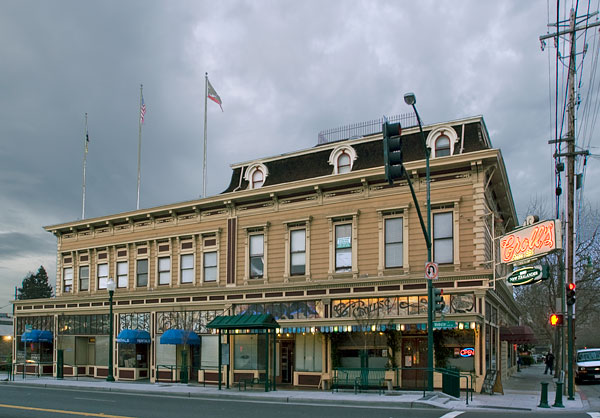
[203, 73, 208, 198]
[82, 113, 88, 219]
[137, 84, 143, 210]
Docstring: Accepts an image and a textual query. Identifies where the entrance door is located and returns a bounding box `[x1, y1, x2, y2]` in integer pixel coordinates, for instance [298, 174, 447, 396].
[401, 338, 427, 389]
[190, 345, 201, 382]
[280, 341, 294, 384]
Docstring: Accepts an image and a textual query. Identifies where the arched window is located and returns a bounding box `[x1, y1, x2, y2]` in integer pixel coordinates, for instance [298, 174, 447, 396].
[244, 163, 269, 190]
[337, 152, 351, 174]
[251, 169, 264, 189]
[435, 135, 451, 157]
[328, 145, 357, 174]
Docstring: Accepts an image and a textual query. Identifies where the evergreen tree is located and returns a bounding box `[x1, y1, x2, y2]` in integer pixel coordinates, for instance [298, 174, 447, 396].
[17, 266, 53, 300]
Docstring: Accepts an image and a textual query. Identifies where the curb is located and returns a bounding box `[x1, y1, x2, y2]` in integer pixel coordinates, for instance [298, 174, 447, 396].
[1, 381, 444, 410]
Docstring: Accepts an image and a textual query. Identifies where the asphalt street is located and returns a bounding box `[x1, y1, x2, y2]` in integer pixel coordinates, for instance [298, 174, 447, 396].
[0, 385, 597, 418]
[579, 381, 600, 411]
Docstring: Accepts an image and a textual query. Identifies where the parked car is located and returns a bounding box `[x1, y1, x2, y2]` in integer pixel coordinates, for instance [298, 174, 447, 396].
[576, 348, 600, 384]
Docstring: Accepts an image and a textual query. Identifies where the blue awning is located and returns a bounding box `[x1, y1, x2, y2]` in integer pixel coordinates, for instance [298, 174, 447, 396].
[116, 329, 151, 344]
[160, 329, 201, 345]
[22, 330, 53, 343]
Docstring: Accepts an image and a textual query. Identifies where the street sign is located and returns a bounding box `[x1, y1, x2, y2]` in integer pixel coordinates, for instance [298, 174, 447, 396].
[433, 320, 456, 329]
[506, 265, 543, 286]
[425, 261, 439, 280]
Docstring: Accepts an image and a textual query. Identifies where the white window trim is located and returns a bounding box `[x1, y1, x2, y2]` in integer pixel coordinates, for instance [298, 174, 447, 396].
[157, 256, 172, 286]
[282, 217, 312, 282]
[244, 163, 269, 190]
[78, 264, 90, 293]
[243, 223, 270, 285]
[328, 145, 357, 174]
[377, 205, 410, 275]
[431, 200, 461, 268]
[327, 212, 359, 279]
[179, 253, 195, 284]
[116, 261, 128, 289]
[63, 267, 73, 294]
[97, 262, 109, 290]
[425, 126, 459, 158]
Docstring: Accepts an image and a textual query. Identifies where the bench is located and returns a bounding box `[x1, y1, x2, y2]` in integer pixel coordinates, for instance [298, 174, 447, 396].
[332, 368, 387, 395]
[237, 376, 270, 391]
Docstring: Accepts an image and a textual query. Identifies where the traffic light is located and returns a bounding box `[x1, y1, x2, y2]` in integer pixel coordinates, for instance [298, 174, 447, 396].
[433, 288, 445, 313]
[383, 121, 404, 184]
[566, 282, 576, 306]
[550, 313, 564, 326]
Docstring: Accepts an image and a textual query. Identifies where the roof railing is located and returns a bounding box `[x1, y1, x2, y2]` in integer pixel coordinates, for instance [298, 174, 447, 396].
[317, 113, 418, 145]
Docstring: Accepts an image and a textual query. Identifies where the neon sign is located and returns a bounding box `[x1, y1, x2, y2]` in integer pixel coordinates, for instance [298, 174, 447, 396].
[460, 347, 475, 357]
[499, 220, 561, 264]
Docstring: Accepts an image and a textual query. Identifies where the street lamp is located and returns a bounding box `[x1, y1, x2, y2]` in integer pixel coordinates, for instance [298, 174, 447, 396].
[106, 277, 116, 382]
[404, 92, 434, 392]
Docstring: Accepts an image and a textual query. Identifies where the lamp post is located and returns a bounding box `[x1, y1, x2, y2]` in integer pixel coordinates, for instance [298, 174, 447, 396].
[106, 277, 116, 382]
[404, 92, 434, 392]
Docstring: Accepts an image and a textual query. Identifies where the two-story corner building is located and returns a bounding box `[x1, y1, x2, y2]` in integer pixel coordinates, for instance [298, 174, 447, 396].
[13, 114, 521, 392]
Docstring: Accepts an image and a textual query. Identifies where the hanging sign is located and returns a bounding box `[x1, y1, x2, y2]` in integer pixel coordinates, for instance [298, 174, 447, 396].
[499, 219, 561, 264]
[506, 265, 543, 286]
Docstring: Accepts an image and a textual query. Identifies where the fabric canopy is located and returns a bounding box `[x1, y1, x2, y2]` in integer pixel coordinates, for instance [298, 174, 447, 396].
[116, 329, 151, 344]
[22, 330, 53, 343]
[207, 313, 280, 330]
[500, 325, 536, 344]
[159, 329, 201, 345]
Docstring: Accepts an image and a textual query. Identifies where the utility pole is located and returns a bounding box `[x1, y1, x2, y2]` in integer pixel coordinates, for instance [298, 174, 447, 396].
[540, 8, 599, 400]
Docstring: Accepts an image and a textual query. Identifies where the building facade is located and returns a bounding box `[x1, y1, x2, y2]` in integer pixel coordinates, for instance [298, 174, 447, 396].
[13, 115, 521, 391]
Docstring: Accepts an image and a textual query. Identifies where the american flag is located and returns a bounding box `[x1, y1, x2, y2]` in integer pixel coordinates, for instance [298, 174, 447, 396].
[140, 95, 146, 124]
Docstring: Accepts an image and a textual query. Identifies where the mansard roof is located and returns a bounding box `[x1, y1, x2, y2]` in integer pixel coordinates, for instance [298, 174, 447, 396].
[222, 116, 490, 193]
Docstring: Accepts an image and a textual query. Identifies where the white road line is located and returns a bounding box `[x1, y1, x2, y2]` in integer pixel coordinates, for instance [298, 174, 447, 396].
[74, 397, 117, 403]
[439, 412, 464, 418]
[587, 412, 600, 418]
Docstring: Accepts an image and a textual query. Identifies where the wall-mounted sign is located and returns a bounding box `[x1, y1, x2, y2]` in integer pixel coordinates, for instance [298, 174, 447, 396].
[499, 219, 562, 264]
[336, 237, 351, 248]
[460, 347, 475, 357]
[506, 266, 543, 286]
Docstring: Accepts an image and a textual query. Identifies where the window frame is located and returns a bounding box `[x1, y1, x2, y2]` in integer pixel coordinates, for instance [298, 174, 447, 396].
[97, 263, 109, 290]
[63, 267, 73, 293]
[158, 256, 171, 286]
[243, 224, 269, 284]
[290, 228, 307, 276]
[327, 212, 359, 278]
[244, 163, 269, 190]
[328, 145, 357, 174]
[433, 211, 454, 264]
[116, 261, 128, 289]
[384, 216, 404, 269]
[78, 265, 89, 292]
[435, 135, 451, 157]
[180, 253, 195, 284]
[426, 126, 459, 158]
[136, 259, 149, 288]
[249, 233, 265, 279]
[203, 251, 218, 282]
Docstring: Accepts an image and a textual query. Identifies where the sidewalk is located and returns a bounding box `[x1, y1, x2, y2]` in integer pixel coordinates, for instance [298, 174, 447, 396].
[0, 364, 588, 412]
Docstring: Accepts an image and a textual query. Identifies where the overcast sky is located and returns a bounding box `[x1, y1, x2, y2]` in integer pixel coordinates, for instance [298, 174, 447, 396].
[1, 1, 598, 313]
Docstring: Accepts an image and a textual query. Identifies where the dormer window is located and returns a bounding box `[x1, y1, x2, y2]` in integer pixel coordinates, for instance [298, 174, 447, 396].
[337, 152, 351, 173]
[426, 126, 459, 158]
[329, 145, 357, 174]
[244, 163, 269, 190]
[435, 135, 451, 157]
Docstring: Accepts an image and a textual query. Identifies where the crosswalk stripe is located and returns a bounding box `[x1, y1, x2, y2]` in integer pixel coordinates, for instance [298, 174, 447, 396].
[587, 412, 600, 418]
[439, 412, 464, 418]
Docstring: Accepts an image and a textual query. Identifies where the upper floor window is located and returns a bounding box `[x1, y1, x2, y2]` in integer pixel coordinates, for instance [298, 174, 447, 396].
[203, 252, 217, 282]
[435, 135, 451, 157]
[385, 217, 403, 268]
[290, 229, 306, 275]
[426, 126, 459, 158]
[97, 263, 108, 289]
[63, 267, 73, 293]
[158, 257, 171, 285]
[136, 259, 148, 287]
[335, 224, 352, 272]
[244, 163, 269, 190]
[79, 266, 89, 291]
[249, 234, 264, 278]
[433, 212, 453, 264]
[180, 254, 194, 284]
[329, 145, 357, 174]
[117, 261, 128, 288]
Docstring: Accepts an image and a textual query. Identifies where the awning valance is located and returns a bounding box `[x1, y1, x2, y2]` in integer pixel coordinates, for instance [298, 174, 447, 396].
[116, 329, 151, 344]
[207, 313, 280, 330]
[159, 329, 201, 345]
[500, 325, 536, 344]
[22, 330, 53, 343]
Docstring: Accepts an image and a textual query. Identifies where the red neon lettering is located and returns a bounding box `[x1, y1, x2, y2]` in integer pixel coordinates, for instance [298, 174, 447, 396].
[500, 222, 555, 263]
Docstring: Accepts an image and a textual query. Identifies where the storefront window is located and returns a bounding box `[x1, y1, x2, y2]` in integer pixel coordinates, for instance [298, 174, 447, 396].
[95, 336, 109, 367]
[118, 344, 148, 368]
[295, 334, 322, 372]
[234, 335, 266, 370]
[201, 336, 218, 369]
[156, 342, 176, 366]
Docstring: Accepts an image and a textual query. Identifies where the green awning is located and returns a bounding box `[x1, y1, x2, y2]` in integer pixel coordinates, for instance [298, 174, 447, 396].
[207, 313, 280, 330]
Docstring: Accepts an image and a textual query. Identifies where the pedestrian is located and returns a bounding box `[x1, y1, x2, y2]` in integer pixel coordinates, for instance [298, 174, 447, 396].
[544, 352, 555, 375]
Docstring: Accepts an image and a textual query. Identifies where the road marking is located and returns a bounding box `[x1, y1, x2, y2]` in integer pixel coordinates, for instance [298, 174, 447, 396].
[587, 413, 600, 418]
[439, 413, 464, 418]
[0, 403, 135, 418]
[74, 397, 117, 402]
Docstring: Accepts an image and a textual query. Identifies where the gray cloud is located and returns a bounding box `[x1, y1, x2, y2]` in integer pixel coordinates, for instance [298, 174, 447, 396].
[0, 0, 597, 312]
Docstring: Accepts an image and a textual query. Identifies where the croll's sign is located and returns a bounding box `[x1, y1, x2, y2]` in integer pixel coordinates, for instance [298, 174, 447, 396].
[499, 219, 561, 264]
